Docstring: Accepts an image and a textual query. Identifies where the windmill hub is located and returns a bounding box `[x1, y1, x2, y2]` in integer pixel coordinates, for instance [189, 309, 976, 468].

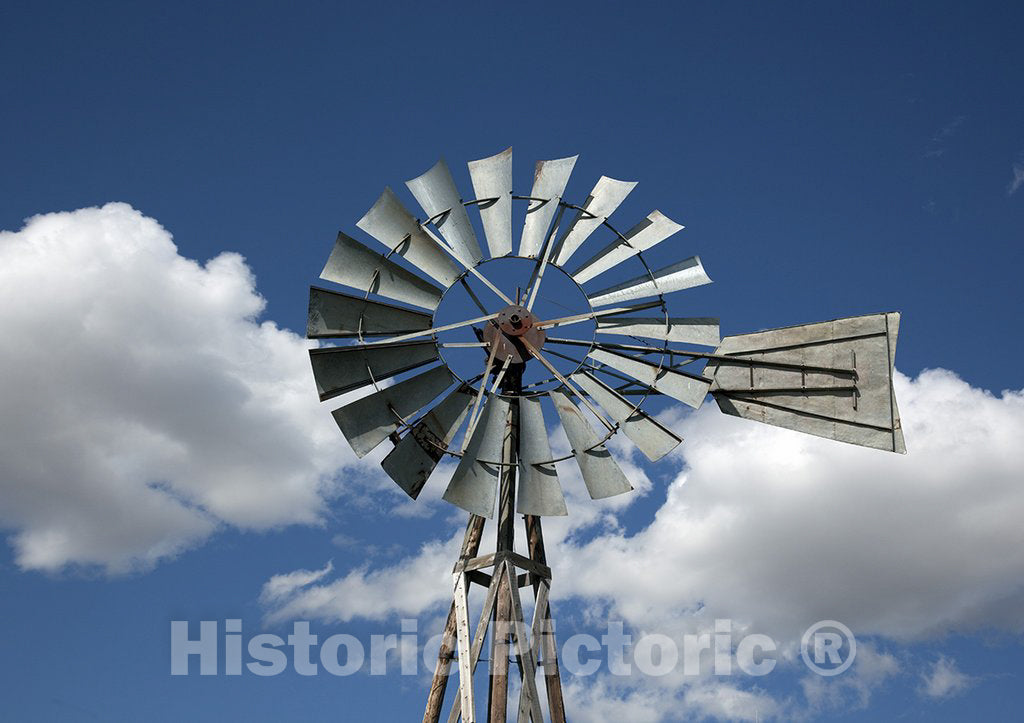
[483, 303, 546, 365]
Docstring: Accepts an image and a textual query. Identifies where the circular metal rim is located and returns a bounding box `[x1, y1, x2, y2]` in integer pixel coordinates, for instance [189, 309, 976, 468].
[343, 188, 679, 466]
[434, 254, 598, 400]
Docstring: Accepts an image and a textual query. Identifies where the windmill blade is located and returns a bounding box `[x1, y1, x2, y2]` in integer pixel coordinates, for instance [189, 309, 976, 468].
[571, 371, 681, 462]
[381, 384, 475, 499]
[468, 147, 513, 258]
[331, 365, 455, 458]
[321, 232, 444, 311]
[550, 389, 632, 500]
[443, 395, 511, 518]
[705, 312, 906, 453]
[571, 210, 684, 284]
[307, 286, 433, 339]
[596, 316, 720, 346]
[309, 340, 438, 402]
[355, 187, 462, 287]
[552, 176, 637, 267]
[519, 155, 578, 257]
[517, 396, 567, 516]
[587, 255, 712, 307]
[588, 346, 710, 408]
[406, 159, 484, 264]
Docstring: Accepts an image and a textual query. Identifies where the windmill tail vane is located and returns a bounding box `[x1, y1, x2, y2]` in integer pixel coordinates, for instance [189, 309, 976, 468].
[305, 147, 904, 722]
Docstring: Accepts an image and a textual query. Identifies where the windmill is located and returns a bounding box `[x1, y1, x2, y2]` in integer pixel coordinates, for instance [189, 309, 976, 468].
[306, 148, 905, 722]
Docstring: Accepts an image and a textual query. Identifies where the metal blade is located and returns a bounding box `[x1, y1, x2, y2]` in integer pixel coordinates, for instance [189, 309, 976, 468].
[549, 389, 632, 500]
[442, 395, 510, 517]
[468, 147, 513, 258]
[571, 371, 681, 462]
[320, 232, 444, 310]
[570, 210, 684, 284]
[588, 346, 710, 408]
[517, 396, 567, 516]
[706, 312, 905, 453]
[306, 286, 433, 339]
[355, 187, 462, 287]
[381, 384, 475, 498]
[331, 365, 455, 458]
[596, 316, 720, 346]
[406, 159, 484, 264]
[519, 155, 577, 257]
[552, 176, 637, 267]
[587, 255, 712, 307]
[308, 340, 438, 402]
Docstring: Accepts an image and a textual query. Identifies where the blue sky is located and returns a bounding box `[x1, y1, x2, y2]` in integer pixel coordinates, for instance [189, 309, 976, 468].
[1, 1, 1023, 721]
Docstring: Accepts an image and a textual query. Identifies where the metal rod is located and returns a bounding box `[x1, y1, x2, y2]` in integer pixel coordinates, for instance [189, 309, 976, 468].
[547, 337, 859, 376]
[524, 204, 567, 311]
[420, 223, 514, 306]
[370, 313, 499, 345]
[518, 336, 615, 431]
[534, 299, 663, 330]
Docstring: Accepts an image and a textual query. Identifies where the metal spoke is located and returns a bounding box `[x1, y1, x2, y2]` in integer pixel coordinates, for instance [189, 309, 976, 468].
[535, 300, 663, 330]
[517, 336, 614, 431]
[420, 223, 514, 306]
[368, 312, 499, 345]
[461, 338, 502, 452]
[524, 204, 567, 311]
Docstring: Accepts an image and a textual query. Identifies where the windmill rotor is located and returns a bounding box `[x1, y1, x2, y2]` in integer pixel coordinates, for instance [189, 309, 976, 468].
[305, 147, 905, 722]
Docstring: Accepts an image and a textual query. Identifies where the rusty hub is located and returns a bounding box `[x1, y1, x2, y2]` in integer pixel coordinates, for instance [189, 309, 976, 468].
[482, 304, 546, 364]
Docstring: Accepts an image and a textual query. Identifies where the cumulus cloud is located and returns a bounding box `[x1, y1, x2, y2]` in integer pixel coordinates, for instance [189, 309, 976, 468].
[920, 655, 974, 699]
[0, 204, 371, 573]
[560, 368, 1024, 643]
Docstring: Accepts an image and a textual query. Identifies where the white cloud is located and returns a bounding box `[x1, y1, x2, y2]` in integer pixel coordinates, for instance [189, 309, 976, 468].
[0, 204, 371, 573]
[920, 655, 974, 699]
[260, 529, 466, 624]
[259, 561, 335, 605]
[560, 368, 1024, 643]
[923, 115, 965, 158]
[1007, 155, 1024, 196]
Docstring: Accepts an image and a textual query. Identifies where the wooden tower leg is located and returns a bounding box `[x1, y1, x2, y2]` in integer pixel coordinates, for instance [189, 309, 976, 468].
[525, 515, 566, 723]
[487, 396, 517, 722]
[423, 514, 486, 723]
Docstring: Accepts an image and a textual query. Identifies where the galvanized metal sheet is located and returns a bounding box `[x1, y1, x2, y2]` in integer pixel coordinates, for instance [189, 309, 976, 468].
[519, 155, 577, 257]
[596, 316, 720, 346]
[517, 396, 567, 516]
[588, 346, 710, 409]
[571, 371, 681, 462]
[442, 395, 510, 517]
[306, 286, 433, 339]
[587, 255, 712, 307]
[552, 176, 637, 267]
[320, 232, 444, 310]
[308, 340, 438, 402]
[467, 147, 513, 258]
[355, 187, 461, 287]
[331, 365, 455, 458]
[706, 312, 905, 453]
[381, 384, 475, 498]
[549, 389, 632, 500]
[571, 210, 684, 284]
[405, 159, 484, 264]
